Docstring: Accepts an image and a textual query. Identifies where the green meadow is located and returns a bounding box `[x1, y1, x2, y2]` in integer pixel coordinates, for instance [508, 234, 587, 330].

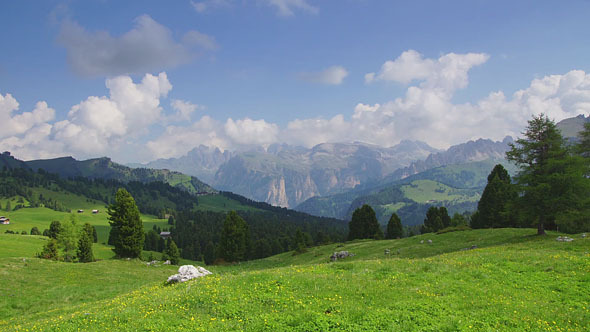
[1, 192, 169, 243]
[1, 228, 588, 331]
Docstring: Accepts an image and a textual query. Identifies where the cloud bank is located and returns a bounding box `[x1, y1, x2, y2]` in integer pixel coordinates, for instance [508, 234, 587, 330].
[2, 50, 590, 163]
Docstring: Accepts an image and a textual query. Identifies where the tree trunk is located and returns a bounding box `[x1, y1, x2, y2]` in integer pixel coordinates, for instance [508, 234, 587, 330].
[537, 219, 546, 235]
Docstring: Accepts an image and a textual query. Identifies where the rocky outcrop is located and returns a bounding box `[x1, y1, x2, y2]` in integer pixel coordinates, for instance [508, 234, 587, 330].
[167, 265, 212, 283]
[330, 251, 355, 261]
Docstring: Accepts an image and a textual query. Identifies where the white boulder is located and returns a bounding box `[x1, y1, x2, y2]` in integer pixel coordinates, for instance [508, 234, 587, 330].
[167, 265, 212, 283]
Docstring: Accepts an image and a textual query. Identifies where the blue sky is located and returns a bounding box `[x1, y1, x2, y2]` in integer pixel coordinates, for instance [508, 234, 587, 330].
[1, 0, 590, 163]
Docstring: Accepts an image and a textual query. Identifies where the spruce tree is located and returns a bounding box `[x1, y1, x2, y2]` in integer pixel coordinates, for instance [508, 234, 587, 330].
[348, 204, 383, 240]
[82, 223, 97, 243]
[421, 206, 450, 233]
[37, 239, 58, 260]
[293, 228, 307, 254]
[473, 164, 516, 229]
[48, 220, 62, 239]
[217, 211, 250, 262]
[386, 213, 403, 239]
[5, 200, 11, 212]
[107, 188, 144, 258]
[165, 239, 180, 265]
[203, 241, 216, 265]
[77, 230, 94, 263]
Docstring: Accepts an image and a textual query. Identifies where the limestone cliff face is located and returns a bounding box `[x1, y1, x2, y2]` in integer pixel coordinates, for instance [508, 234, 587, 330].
[213, 141, 438, 208]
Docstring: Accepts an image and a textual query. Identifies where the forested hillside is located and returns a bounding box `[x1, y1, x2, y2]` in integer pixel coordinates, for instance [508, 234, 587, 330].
[0, 156, 348, 262]
[13, 154, 216, 195]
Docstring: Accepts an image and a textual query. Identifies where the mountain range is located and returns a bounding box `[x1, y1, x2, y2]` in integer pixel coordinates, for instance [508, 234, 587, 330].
[133, 141, 439, 208]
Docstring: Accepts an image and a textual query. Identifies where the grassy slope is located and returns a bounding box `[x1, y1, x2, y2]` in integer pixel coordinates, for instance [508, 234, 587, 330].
[2, 229, 589, 331]
[400, 179, 480, 204]
[1, 204, 168, 244]
[0, 186, 261, 243]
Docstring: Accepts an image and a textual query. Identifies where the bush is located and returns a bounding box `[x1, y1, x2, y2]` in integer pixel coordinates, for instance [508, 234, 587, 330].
[37, 239, 59, 260]
[30, 227, 41, 236]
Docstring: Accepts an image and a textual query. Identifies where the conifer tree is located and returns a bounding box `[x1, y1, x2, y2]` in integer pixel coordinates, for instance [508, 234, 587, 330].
[348, 204, 383, 240]
[77, 230, 94, 263]
[59, 214, 79, 262]
[5, 200, 11, 212]
[506, 114, 572, 235]
[108, 188, 144, 258]
[37, 239, 58, 260]
[472, 164, 516, 229]
[82, 223, 97, 244]
[386, 213, 403, 239]
[48, 220, 62, 239]
[165, 239, 180, 265]
[203, 240, 216, 265]
[293, 228, 307, 254]
[217, 211, 250, 262]
[421, 206, 450, 233]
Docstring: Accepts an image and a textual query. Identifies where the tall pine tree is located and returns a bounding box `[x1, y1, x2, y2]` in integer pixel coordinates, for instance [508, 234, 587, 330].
[421, 206, 450, 233]
[108, 188, 144, 258]
[386, 213, 403, 239]
[217, 211, 250, 262]
[77, 230, 94, 263]
[472, 164, 516, 229]
[348, 204, 383, 240]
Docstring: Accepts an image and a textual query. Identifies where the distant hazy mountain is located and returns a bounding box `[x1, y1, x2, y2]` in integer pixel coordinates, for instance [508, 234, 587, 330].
[23, 155, 215, 195]
[295, 137, 515, 222]
[556, 114, 589, 139]
[129, 145, 233, 184]
[384, 137, 514, 182]
[213, 141, 439, 208]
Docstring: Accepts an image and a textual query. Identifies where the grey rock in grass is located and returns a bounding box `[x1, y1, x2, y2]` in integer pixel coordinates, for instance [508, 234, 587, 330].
[167, 265, 212, 283]
[330, 251, 355, 261]
[427, 239, 432, 244]
[556, 236, 574, 242]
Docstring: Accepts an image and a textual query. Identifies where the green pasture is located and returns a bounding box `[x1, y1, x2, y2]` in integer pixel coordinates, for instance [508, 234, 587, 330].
[1, 228, 588, 331]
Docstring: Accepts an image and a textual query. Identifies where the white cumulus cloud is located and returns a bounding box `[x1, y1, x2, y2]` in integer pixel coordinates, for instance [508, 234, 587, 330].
[298, 66, 349, 85]
[224, 118, 279, 146]
[0, 94, 55, 139]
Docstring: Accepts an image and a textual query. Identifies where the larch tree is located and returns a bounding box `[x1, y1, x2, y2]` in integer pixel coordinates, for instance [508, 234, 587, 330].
[506, 114, 585, 235]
